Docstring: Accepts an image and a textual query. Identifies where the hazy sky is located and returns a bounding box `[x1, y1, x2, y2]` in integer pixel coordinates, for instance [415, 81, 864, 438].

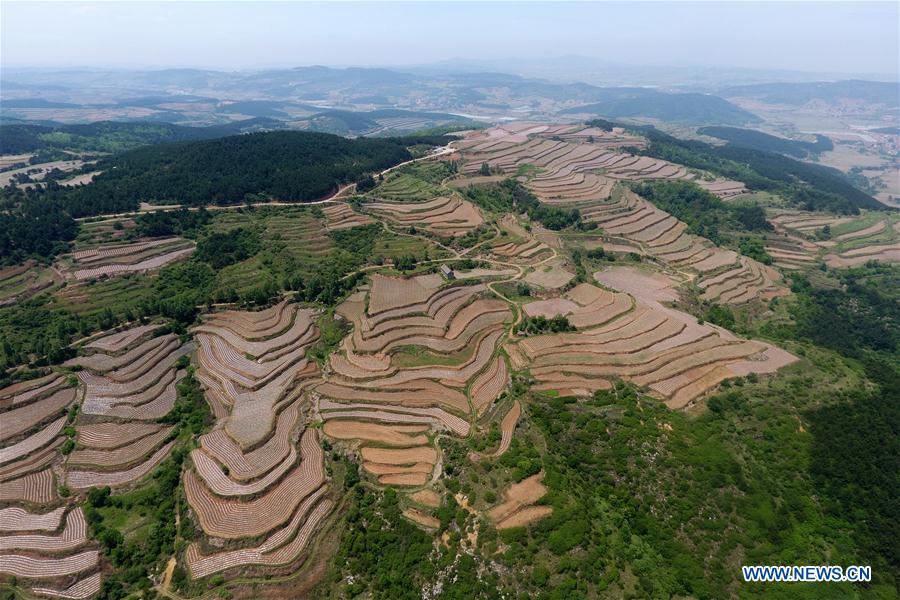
[2, 2, 898, 76]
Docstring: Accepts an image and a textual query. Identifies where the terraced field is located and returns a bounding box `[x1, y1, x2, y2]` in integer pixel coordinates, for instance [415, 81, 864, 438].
[65, 325, 193, 489]
[454, 124, 742, 200]
[510, 274, 796, 408]
[0, 260, 62, 306]
[72, 218, 137, 249]
[451, 127, 668, 194]
[766, 211, 900, 269]
[490, 214, 552, 263]
[317, 272, 512, 507]
[581, 188, 786, 304]
[487, 472, 552, 529]
[365, 195, 484, 238]
[50, 274, 155, 319]
[0, 371, 102, 596]
[183, 301, 331, 579]
[473, 122, 645, 149]
[469, 400, 520, 461]
[322, 202, 374, 231]
[256, 209, 332, 267]
[0, 374, 77, 501]
[58, 237, 196, 281]
[200, 208, 333, 296]
[695, 179, 747, 197]
[453, 126, 782, 304]
[523, 257, 575, 290]
[0, 118, 843, 592]
[205, 206, 450, 298]
[373, 168, 444, 200]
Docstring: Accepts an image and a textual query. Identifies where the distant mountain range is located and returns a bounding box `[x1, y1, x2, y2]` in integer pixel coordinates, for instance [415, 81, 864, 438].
[407, 56, 897, 87]
[2, 65, 896, 129]
[1, 65, 763, 127]
[719, 80, 900, 107]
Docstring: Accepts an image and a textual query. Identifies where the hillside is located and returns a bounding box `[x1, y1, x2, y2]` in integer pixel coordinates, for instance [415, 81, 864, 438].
[698, 126, 834, 158]
[560, 92, 761, 125]
[630, 124, 884, 213]
[297, 108, 473, 136]
[0, 121, 898, 600]
[0, 130, 449, 263]
[51, 131, 429, 207]
[3, 66, 765, 127]
[0, 118, 285, 154]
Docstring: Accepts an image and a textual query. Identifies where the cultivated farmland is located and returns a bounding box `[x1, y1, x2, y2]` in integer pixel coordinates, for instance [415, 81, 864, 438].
[582, 186, 785, 304]
[490, 214, 552, 263]
[487, 471, 552, 529]
[183, 301, 331, 579]
[58, 237, 196, 281]
[455, 126, 782, 304]
[65, 325, 193, 488]
[509, 273, 796, 408]
[322, 202, 375, 231]
[766, 210, 900, 269]
[0, 261, 62, 306]
[317, 272, 512, 501]
[0, 369, 102, 596]
[0, 113, 870, 596]
[365, 195, 484, 238]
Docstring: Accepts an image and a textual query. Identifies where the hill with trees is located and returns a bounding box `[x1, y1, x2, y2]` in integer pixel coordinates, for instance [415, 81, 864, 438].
[0, 130, 449, 263]
[561, 92, 760, 125]
[698, 126, 833, 158]
[626, 123, 884, 213]
[68, 130, 439, 206]
[0, 118, 285, 154]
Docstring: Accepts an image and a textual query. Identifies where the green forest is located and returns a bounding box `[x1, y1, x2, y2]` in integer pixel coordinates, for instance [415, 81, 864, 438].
[0, 131, 449, 264]
[632, 179, 771, 245]
[52, 131, 419, 206]
[698, 126, 834, 158]
[464, 178, 582, 230]
[0, 118, 283, 154]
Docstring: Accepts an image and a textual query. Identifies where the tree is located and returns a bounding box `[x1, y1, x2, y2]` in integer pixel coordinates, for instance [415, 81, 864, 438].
[393, 254, 417, 271]
[356, 174, 377, 193]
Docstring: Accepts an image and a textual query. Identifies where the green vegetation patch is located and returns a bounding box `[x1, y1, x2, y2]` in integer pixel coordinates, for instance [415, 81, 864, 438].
[373, 161, 454, 200]
[698, 126, 833, 159]
[464, 178, 581, 230]
[392, 343, 477, 368]
[633, 180, 771, 246]
[195, 227, 262, 269]
[517, 315, 576, 335]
